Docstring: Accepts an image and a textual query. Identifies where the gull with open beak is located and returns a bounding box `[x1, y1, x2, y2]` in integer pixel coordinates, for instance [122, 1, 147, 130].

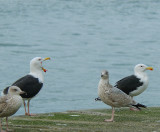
[2, 57, 50, 116]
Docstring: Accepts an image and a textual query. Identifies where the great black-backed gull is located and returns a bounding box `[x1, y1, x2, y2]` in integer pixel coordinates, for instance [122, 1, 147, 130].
[2, 57, 50, 116]
[115, 64, 153, 97]
[98, 70, 146, 122]
[0, 86, 25, 131]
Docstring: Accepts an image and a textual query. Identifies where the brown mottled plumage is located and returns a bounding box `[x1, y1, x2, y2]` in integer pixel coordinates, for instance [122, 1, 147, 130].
[0, 86, 25, 131]
[98, 70, 146, 122]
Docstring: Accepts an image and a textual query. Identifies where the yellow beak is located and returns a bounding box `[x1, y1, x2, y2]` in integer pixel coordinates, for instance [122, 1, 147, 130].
[146, 67, 153, 71]
[41, 57, 50, 72]
[43, 57, 51, 61]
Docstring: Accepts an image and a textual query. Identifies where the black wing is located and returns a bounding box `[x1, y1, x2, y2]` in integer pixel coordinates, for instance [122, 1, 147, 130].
[3, 87, 9, 95]
[114, 75, 143, 95]
[95, 97, 101, 101]
[3, 75, 43, 99]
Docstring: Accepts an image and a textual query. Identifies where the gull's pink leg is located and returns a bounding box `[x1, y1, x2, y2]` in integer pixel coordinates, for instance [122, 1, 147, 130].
[6, 117, 8, 130]
[27, 100, 35, 116]
[129, 97, 140, 111]
[6, 117, 12, 132]
[0, 119, 5, 132]
[104, 107, 115, 122]
[130, 107, 140, 111]
[23, 100, 28, 115]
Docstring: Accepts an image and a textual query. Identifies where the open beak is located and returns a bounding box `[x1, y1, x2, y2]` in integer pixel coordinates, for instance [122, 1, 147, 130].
[42, 57, 50, 72]
[146, 67, 153, 71]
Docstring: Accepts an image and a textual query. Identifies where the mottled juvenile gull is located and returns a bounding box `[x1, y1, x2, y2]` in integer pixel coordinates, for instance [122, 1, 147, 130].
[98, 70, 146, 122]
[0, 86, 25, 132]
[2, 57, 50, 116]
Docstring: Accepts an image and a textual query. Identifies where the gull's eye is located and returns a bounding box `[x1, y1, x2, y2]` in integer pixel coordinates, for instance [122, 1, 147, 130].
[140, 66, 143, 67]
[14, 89, 17, 91]
[38, 58, 41, 61]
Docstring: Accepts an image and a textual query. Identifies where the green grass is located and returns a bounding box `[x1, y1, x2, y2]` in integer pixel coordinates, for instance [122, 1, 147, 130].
[2, 107, 160, 132]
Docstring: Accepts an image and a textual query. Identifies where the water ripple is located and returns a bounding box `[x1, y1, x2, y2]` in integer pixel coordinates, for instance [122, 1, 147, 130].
[0, 43, 31, 47]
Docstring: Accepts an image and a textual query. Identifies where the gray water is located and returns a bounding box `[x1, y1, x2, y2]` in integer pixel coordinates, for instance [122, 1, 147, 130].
[0, 0, 160, 115]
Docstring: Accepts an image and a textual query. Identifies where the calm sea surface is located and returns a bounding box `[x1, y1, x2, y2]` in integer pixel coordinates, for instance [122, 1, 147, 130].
[0, 0, 160, 115]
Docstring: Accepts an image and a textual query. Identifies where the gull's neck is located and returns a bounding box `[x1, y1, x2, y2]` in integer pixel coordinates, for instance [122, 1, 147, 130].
[99, 78, 112, 89]
[134, 70, 147, 78]
[29, 66, 44, 83]
[134, 70, 148, 83]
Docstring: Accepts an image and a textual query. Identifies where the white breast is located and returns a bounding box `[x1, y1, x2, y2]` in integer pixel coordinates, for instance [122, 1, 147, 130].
[130, 73, 149, 96]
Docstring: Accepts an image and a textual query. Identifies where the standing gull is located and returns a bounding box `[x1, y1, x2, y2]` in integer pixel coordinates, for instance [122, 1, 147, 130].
[2, 57, 50, 116]
[95, 64, 153, 101]
[0, 86, 25, 132]
[98, 70, 146, 122]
